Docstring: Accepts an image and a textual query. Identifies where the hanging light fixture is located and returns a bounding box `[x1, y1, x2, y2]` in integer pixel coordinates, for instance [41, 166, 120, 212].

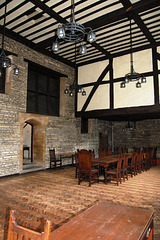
[120, 16, 146, 88]
[64, 44, 86, 97]
[122, 121, 136, 132]
[52, 0, 96, 54]
[0, 0, 11, 69]
[0, 0, 19, 76]
[14, 66, 19, 75]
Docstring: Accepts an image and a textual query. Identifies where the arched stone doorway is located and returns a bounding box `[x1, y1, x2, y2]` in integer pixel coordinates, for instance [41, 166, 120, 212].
[18, 113, 49, 172]
[23, 122, 33, 163]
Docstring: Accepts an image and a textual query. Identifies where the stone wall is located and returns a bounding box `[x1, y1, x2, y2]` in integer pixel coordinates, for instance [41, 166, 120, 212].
[1, 34, 159, 177]
[113, 120, 160, 155]
[0, 35, 111, 176]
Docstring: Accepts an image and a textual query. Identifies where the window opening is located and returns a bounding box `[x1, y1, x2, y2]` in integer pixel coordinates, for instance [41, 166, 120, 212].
[81, 118, 88, 134]
[27, 63, 60, 116]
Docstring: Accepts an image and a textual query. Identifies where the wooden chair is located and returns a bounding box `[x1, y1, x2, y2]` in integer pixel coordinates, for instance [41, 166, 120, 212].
[90, 149, 95, 159]
[120, 153, 128, 181]
[122, 147, 127, 153]
[152, 147, 157, 166]
[136, 151, 142, 174]
[78, 149, 99, 187]
[49, 148, 62, 169]
[104, 154, 122, 186]
[127, 152, 136, 177]
[75, 151, 79, 178]
[99, 149, 107, 158]
[149, 147, 157, 167]
[141, 150, 148, 171]
[145, 151, 150, 170]
[106, 149, 112, 156]
[7, 210, 51, 240]
[114, 147, 119, 155]
[148, 148, 154, 168]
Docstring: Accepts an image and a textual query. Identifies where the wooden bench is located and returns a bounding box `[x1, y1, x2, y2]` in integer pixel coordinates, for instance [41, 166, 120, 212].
[7, 210, 51, 240]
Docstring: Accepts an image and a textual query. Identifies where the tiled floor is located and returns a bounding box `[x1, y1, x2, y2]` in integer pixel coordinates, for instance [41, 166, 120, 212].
[0, 165, 160, 239]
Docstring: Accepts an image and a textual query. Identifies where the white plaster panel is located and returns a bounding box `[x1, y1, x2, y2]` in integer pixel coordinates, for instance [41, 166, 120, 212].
[113, 49, 152, 79]
[158, 47, 160, 70]
[133, 49, 152, 73]
[113, 54, 130, 78]
[86, 84, 110, 111]
[77, 84, 110, 111]
[77, 86, 92, 111]
[159, 75, 160, 104]
[78, 60, 109, 84]
[114, 76, 154, 108]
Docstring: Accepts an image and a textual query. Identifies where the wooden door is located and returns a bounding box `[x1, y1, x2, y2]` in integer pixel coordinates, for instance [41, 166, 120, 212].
[99, 132, 108, 150]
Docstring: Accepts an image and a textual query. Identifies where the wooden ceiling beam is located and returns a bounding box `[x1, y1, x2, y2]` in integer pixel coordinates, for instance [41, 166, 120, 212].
[91, 42, 112, 59]
[76, 104, 160, 122]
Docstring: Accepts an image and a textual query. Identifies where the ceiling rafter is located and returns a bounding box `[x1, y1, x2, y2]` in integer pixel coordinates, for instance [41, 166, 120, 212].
[27, 0, 159, 64]
[0, 0, 159, 68]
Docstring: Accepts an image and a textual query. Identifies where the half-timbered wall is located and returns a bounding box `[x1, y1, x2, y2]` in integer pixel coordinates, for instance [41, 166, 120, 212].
[78, 47, 158, 112]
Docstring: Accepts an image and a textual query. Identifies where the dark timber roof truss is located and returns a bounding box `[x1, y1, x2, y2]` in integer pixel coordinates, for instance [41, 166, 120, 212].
[0, 0, 159, 68]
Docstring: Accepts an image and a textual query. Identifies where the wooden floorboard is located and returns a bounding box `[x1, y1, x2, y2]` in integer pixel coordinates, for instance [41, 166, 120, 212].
[0, 165, 160, 240]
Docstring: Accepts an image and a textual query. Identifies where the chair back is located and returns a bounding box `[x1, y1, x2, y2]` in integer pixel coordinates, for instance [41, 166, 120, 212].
[49, 148, 56, 159]
[75, 151, 78, 166]
[139, 150, 144, 163]
[107, 149, 112, 156]
[122, 147, 127, 153]
[90, 149, 95, 159]
[114, 147, 119, 154]
[7, 210, 51, 240]
[134, 152, 138, 164]
[153, 147, 157, 159]
[78, 150, 91, 170]
[99, 149, 107, 158]
[120, 153, 126, 168]
[117, 154, 122, 169]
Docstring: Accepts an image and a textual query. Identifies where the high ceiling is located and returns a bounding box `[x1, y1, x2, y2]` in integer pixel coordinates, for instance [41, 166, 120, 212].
[0, 0, 160, 122]
[0, 0, 160, 68]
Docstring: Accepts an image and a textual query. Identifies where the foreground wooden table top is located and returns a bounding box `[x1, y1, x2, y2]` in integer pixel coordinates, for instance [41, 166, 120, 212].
[50, 201, 153, 240]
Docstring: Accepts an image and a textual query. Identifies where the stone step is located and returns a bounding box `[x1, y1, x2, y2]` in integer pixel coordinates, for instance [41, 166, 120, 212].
[21, 163, 44, 174]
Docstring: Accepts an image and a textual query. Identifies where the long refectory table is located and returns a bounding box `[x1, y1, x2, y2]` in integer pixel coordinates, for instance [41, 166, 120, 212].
[50, 201, 153, 240]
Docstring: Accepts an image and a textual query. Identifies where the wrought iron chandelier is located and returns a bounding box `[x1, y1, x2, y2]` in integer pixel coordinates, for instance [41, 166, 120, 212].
[0, 0, 19, 74]
[52, 0, 96, 55]
[122, 121, 136, 132]
[64, 44, 86, 97]
[120, 18, 146, 88]
[64, 82, 86, 97]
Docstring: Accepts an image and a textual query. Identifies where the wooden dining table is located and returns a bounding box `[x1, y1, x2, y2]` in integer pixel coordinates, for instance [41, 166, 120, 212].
[91, 154, 119, 168]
